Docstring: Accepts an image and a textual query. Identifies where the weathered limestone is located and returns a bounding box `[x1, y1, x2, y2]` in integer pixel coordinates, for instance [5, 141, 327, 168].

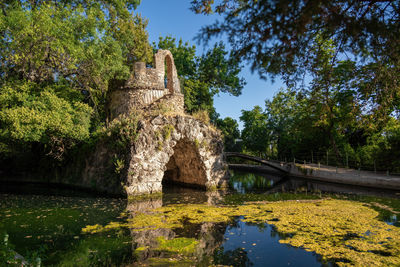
[126, 115, 228, 195]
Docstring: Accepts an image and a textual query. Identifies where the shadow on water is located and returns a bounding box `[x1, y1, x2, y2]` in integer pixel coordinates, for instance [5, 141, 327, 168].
[0, 180, 119, 198]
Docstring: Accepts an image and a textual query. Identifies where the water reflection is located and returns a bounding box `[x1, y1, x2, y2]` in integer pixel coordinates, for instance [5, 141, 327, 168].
[230, 170, 400, 198]
[216, 218, 325, 267]
[386, 214, 398, 226]
[162, 185, 225, 205]
[0, 193, 131, 266]
[229, 171, 285, 193]
[126, 188, 327, 266]
[1, 171, 399, 266]
[127, 190, 229, 265]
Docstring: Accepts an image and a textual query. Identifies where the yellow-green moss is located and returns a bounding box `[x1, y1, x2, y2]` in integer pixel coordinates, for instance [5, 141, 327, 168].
[82, 224, 103, 234]
[259, 200, 400, 266]
[126, 204, 237, 230]
[194, 139, 200, 149]
[82, 199, 400, 266]
[147, 257, 195, 266]
[135, 246, 149, 252]
[162, 124, 174, 140]
[156, 237, 199, 255]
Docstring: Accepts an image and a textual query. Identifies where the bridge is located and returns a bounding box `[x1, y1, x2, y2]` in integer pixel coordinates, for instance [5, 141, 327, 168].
[224, 152, 288, 174]
[224, 152, 400, 191]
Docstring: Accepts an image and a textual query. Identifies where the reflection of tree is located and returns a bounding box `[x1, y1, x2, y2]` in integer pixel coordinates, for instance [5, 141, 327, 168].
[213, 247, 253, 266]
[230, 171, 284, 193]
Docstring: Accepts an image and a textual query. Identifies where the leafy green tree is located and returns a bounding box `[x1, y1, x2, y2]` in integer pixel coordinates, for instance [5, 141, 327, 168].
[305, 36, 361, 160]
[191, 0, 399, 77]
[194, 0, 400, 169]
[240, 106, 270, 156]
[264, 88, 311, 159]
[0, 0, 152, 162]
[0, 0, 152, 115]
[0, 80, 92, 160]
[191, 0, 400, 119]
[215, 117, 241, 151]
[361, 118, 400, 172]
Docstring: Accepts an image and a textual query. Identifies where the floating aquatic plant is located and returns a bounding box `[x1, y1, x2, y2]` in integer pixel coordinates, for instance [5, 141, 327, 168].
[83, 199, 400, 266]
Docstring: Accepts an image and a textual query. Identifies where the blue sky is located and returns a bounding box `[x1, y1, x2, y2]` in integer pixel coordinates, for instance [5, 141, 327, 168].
[136, 1, 284, 128]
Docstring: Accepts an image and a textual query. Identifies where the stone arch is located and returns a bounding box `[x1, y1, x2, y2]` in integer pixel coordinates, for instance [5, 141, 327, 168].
[163, 138, 207, 188]
[154, 50, 181, 94]
[125, 115, 229, 195]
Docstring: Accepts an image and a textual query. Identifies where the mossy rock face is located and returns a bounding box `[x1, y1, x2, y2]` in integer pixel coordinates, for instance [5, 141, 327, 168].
[83, 199, 400, 266]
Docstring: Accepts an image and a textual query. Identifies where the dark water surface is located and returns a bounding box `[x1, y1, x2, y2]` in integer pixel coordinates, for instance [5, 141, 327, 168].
[1, 171, 399, 266]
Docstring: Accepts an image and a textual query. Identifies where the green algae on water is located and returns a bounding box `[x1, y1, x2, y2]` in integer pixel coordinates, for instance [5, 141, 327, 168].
[155, 236, 199, 255]
[251, 199, 400, 266]
[82, 199, 400, 266]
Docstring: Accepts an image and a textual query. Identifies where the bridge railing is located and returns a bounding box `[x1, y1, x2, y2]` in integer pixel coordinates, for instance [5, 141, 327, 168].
[226, 150, 400, 177]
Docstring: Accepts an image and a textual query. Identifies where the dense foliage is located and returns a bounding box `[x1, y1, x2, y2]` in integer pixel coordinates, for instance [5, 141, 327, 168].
[238, 34, 400, 171]
[0, 0, 152, 163]
[240, 85, 400, 171]
[191, 0, 399, 84]
[215, 117, 241, 151]
[191, 0, 400, 171]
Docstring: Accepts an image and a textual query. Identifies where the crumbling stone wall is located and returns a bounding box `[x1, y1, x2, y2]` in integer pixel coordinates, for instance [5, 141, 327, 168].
[108, 50, 183, 119]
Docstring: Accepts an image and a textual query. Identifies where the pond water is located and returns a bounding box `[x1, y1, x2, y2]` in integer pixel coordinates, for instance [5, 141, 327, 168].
[1, 171, 400, 266]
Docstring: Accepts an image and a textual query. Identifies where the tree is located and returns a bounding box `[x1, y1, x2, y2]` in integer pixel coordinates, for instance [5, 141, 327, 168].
[191, 0, 400, 118]
[264, 88, 312, 159]
[0, 0, 152, 117]
[240, 106, 270, 156]
[215, 117, 241, 151]
[0, 80, 92, 161]
[305, 36, 361, 160]
[0, 0, 152, 162]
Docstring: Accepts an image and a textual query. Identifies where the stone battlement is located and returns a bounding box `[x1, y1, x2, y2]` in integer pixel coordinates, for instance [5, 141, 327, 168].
[109, 50, 184, 119]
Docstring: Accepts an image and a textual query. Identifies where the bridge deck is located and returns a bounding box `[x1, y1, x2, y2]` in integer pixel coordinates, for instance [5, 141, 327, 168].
[225, 152, 288, 173]
[225, 152, 400, 191]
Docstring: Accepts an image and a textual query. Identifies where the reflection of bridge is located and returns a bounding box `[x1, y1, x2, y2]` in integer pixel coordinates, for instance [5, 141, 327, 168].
[225, 152, 400, 191]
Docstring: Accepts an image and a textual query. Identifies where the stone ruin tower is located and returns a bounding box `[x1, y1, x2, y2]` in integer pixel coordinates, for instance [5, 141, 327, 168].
[108, 50, 184, 119]
[85, 50, 229, 196]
